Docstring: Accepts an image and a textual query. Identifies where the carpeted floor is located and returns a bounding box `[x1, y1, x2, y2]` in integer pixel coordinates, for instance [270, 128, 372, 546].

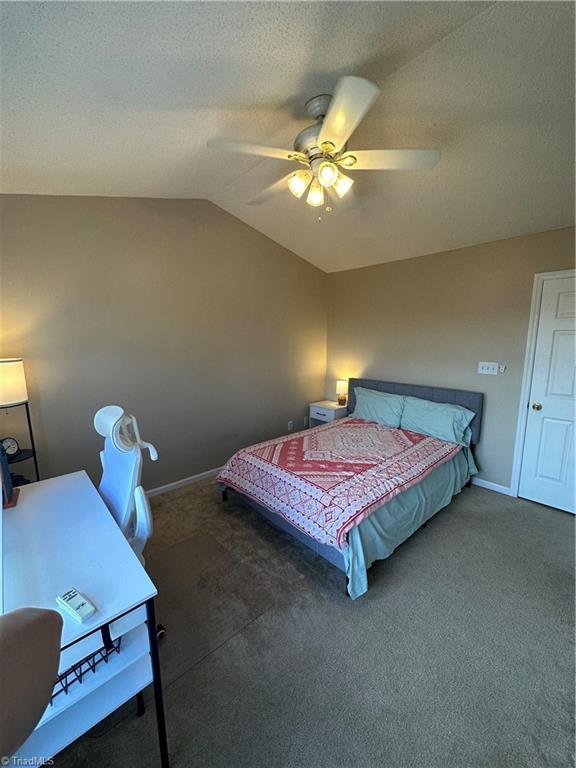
[56, 480, 574, 768]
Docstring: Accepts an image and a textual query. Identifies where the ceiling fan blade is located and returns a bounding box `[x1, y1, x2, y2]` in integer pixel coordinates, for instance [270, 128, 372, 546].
[318, 77, 380, 154]
[248, 173, 293, 205]
[208, 139, 306, 163]
[341, 149, 441, 170]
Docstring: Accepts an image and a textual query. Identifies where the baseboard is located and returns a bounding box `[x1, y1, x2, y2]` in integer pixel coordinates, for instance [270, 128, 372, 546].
[471, 477, 514, 496]
[147, 466, 222, 497]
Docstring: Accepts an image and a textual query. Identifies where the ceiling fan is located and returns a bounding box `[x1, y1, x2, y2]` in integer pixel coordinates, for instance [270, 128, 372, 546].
[208, 76, 440, 209]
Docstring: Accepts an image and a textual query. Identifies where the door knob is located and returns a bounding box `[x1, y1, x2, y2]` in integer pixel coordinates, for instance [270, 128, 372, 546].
[532, 403, 542, 411]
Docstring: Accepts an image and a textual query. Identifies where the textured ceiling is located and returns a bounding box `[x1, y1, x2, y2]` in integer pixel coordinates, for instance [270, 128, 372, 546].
[1, 2, 574, 272]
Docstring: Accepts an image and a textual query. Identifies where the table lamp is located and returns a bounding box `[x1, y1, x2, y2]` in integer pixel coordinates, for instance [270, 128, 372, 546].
[0, 358, 39, 482]
[336, 379, 348, 406]
[0, 359, 28, 407]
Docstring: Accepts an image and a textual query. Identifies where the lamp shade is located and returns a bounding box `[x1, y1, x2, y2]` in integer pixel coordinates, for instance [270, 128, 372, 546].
[0, 359, 28, 407]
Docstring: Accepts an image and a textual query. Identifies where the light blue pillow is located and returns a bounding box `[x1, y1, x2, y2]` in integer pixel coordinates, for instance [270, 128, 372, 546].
[400, 396, 475, 445]
[352, 387, 405, 428]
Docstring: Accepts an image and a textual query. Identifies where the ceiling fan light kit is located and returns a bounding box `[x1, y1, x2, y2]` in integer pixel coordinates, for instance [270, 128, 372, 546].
[209, 75, 440, 211]
[333, 171, 354, 198]
[317, 160, 339, 187]
[306, 178, 324, 207]
[287, 169, 312, 198]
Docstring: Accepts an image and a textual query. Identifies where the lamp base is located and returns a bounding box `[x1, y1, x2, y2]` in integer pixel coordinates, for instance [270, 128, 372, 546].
[337, 395, 347, 406]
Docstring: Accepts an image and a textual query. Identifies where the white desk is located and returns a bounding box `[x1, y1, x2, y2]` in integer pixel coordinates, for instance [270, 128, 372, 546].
[2, 471, 169, 766]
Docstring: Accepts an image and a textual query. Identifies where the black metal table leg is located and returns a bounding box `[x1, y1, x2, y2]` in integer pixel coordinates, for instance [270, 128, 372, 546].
[146, 598, 170, 768]
[25, 401, 40, 481]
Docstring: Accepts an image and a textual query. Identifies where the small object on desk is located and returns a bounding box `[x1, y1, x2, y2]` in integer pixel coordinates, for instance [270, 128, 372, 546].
[1, 443, 19, 508]
[309, 400, 348, 428]
[56, 588, 97, 623]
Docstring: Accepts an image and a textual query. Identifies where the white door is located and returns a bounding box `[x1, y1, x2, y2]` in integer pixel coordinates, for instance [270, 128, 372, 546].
[519, 274, 575, 513]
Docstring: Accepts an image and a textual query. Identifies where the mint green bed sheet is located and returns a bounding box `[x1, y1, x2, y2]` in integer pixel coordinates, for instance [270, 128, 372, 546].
[345, 448, 475, 599]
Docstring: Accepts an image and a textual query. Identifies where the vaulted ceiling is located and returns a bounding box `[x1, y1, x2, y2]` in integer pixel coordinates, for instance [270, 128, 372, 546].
[1, 2, 574, 272]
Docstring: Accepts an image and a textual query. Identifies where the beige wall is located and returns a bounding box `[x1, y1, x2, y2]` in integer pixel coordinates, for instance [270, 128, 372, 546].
[326, 228, 575, 488]
[0, 195, 327, 488]
[1, 194, 572, 492]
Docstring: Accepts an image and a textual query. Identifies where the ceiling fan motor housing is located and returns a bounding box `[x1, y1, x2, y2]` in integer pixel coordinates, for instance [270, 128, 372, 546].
[294, 93, 340, 160]
[293, 124, 323, 158]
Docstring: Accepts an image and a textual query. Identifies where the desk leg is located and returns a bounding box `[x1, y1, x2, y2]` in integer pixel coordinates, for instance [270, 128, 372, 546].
[146, 598, 170, 768]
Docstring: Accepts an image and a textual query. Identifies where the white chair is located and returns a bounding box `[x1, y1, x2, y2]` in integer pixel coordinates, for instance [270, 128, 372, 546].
[94, 405, 158, 564]
[94, 406, 166, 641]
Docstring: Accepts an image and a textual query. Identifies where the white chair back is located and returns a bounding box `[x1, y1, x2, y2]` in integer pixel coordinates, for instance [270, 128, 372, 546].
[98, 437, 142, 533]
[94, 406, 158, 559]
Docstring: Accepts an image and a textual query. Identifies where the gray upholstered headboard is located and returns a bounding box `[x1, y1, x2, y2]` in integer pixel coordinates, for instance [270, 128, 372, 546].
[347, 378, 484, 444]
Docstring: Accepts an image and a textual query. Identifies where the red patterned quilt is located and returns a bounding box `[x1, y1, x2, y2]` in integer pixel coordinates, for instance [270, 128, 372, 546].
[217, 417, 461, 550]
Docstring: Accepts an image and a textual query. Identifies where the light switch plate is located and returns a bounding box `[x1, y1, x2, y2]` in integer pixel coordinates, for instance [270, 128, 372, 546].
[478, 361, 499, 375]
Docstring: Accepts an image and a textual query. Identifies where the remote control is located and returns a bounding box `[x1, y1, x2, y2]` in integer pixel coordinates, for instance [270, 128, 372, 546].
[56, 588, 96, 623]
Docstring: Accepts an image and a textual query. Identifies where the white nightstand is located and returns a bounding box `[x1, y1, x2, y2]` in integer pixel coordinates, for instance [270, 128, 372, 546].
[309, 400, 348, 428]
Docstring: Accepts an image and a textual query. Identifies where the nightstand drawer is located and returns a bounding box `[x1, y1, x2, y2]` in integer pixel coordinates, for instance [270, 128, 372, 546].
[310, 405, 334, 421]
[308, 401, 348, 427]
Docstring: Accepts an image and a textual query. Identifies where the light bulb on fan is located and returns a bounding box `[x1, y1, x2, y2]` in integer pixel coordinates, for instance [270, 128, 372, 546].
[317, 161, 339, 188]
[306, 178, 324, 207]
[333, 171, 354, 198]
[287, 170, 312, 198]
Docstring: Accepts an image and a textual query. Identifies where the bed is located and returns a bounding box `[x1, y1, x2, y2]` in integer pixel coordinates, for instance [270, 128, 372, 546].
[217, 378, 483, 598]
